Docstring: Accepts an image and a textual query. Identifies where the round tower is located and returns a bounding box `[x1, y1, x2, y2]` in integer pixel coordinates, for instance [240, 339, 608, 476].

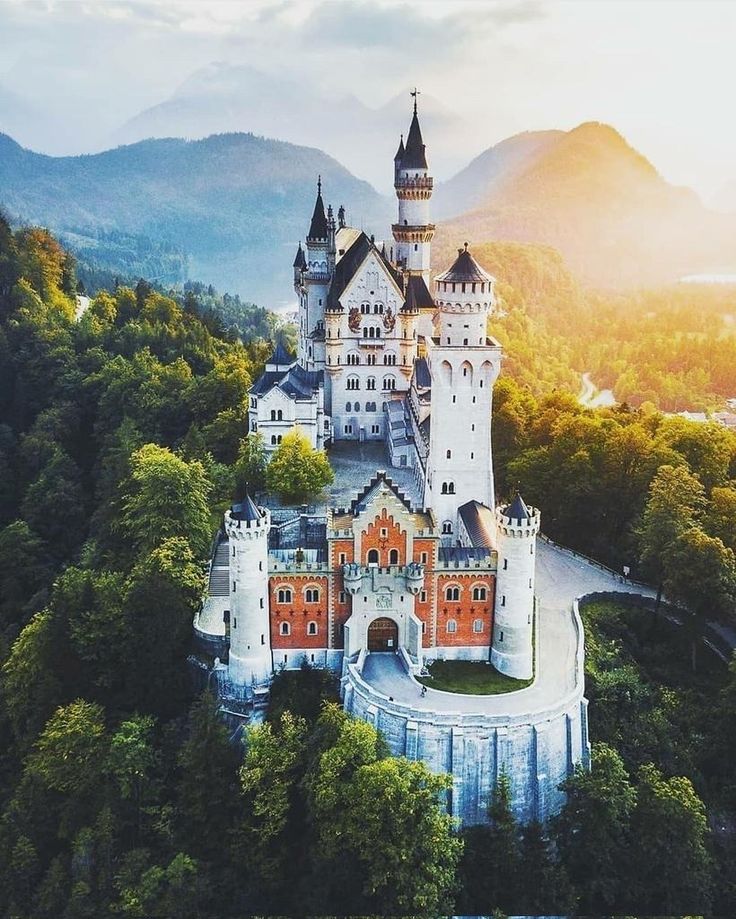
[224, 494, 272, 691]
[301, 177, 331, 368]
[490, 495, 540, 680]
[392, 92, 434, 285]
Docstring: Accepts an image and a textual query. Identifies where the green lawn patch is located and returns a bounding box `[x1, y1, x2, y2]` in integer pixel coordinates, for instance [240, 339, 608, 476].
[416, 659, 533, 695]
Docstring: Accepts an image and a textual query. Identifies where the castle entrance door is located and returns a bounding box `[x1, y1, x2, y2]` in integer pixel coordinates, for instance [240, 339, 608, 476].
[368, 617, 398, 652]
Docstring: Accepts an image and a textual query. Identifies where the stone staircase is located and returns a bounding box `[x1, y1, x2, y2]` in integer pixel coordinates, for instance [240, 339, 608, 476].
[208, 539, 230, 597]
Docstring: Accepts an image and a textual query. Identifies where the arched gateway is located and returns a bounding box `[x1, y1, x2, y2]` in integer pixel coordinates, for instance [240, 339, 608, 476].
[367, 617, 399, 651]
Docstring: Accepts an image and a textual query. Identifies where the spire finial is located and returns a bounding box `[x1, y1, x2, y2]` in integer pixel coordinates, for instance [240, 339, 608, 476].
[317, 174, 322, 195]
[464, 241, 469, 251]
[410, 87, 420, 115]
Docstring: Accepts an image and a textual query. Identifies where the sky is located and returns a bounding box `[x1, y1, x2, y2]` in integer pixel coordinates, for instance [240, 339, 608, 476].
[0, 0, 734, 203]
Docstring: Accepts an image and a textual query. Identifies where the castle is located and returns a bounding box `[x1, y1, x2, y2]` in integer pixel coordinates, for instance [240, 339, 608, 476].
[195, 98, 590, 825]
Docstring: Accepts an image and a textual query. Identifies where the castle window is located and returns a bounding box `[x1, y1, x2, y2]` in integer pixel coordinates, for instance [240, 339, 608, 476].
[472, 619, 483, 633]
[384, 353, 396, 366]
[463, 367, 468, 377]
[446, 619, 457, 633]
[346, 402, 352, 412]
[259, 561, 263, 571]
[307, 621, 318, 635]
[261, 634, 265, 645]
[389, 549, 399, 565]
[420, 552, 428, 564]
[502, 595, 506, 607]
[367, 377, 376, 390]
[503, 558, 508, 570]
[372, 424, 380, 434]
[277, 435, 282, 444]
[233, 617, 237, 629]
[380, 527, 388, 537]
[277, 409, 283, 420]
[529, 578, 533, 588]
[339, 553, 346, 564]
[446, 449, 451, 459]
[260, 598, 264, 608]
[448, 482, 455, 494]
[347, 375, 360, 391]
[441, 482, 448, 494]
[480, 379, 483, 388]
[445, 586, 460, 602]
[354, 402, 360, 412]
[452, 395, 456, 403]
[382, 376, 396, 391]
[270, 410, 276, 421]
[339, 591, 346, 603]
[367, 549, 379, 565]
[280, 621, 291, 636]
[442, 521, 453, 535]
[277, 588, 293, 604]
[499, 630, 504, 641]
[472, 586, 487, 601]
[347, 352, 360, 365]
[471, 424, 475, 431]
[344, 424, 352, 434]
[420, 589, 427, 602]
[422, 621, 426, 633]
[232, 581, 236, 592]
[463, 339, 468, 346]
[305, 587, 319, 603]
[232, 545, 235, 557]
[271, 435, 277, 445]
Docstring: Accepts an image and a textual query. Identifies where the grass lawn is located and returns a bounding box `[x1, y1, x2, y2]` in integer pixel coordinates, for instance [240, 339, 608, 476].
[416, 659, 533, 695]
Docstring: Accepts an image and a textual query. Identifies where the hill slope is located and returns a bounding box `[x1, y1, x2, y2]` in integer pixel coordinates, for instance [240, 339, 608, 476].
[436, 122, 736, 288]
[0, 131, 390, 305]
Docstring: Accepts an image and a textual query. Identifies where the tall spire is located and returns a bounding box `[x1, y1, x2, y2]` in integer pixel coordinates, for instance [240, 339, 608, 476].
[307, 175, 328, 240]
[403, 90, 427, 169]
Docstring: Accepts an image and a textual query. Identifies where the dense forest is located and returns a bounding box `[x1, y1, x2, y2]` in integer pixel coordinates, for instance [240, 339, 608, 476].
[447, 239, 736, 410]
[0, 219, 735, 915]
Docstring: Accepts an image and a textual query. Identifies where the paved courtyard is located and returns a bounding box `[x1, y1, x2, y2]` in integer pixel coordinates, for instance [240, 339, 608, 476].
[323, 441, 421, 510]
[360, 538, 657, 714]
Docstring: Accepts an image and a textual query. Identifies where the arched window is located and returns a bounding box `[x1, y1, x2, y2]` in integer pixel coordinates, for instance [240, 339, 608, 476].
[445, 585, 460, 602]
[442, 521, 453, 535]
[446, 619, 457, 633]
[307, 621, 318, 636]
[389, 548, 399, 565]
[472, 586, 487, 601]
[366, 377, 376, 391]
[441, 482, 448, 495]
[367, 549, 379, 565]
[280, 621, 291, 636]
[354, 401, 361, 412]
[472, 619, 483, 633]
[277, 409, 283, 421]
[270, 410, 276, 421]
[346, 402, 352, 412]
[347, 375, 360, 391]
[383, 376, 396, 391]
[277, 588, 292, 603]
[305, 587, 319, 603]
[347, 352, 360, 365]
[446, 449, 451, 459]
[271, 435, 277, 445]
[277, 435, 282, 444]
[448, 482, 455, 494]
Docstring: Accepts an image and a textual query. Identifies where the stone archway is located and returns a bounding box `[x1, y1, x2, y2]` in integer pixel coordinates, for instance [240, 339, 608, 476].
[367, 617, 399, 652]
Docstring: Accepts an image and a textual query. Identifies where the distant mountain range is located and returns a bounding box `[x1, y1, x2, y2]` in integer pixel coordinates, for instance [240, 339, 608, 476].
[0, 131, 390, 306]
[112, 63, 470, 192]
[1, 120, 735, 304]
[434, 122, 736, 289]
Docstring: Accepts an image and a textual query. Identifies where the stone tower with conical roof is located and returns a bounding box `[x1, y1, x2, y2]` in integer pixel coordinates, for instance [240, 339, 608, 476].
[223, 494, 272, 694]
[424, 244, 503, 536]
[300, 177, 331, 369]
[392, 92, 434, 286]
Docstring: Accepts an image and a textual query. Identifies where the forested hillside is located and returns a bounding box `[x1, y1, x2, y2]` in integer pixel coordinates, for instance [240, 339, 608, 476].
[433, 239, 736, 410]
[0, 131, 389, 305]
[436, 122, 736, 288]
[1, 221, 735, 915]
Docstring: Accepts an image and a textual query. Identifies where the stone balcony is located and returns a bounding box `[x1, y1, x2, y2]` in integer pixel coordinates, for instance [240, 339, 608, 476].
[343, 561, 425, 596]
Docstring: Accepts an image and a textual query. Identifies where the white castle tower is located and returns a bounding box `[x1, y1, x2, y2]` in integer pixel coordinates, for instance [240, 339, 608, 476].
[392, 92, 434, 285]
[424, 244, 502, 537]
[491, 495, 541, 680]
[299, 177, 333, 370]
[224, 494, 273, 691]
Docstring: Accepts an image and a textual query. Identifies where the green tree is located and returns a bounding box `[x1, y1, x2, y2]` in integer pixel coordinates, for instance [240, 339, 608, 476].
[554, 743, 636, 912]
[28, 699, 107, 797]
[233, 432, 268, 497]
[121, 443, 213, 559]
[266, 428, 334, 503]
[635, 463, 705, 605]
[0, 519, 50, 630]
[630, 763, 713, 913]
[707, 485, 736, 551]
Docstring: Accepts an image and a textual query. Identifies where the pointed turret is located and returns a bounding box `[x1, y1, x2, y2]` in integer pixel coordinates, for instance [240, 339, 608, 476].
[402, 108, 428, 169]
[307, 176, 328, 241]
[394, 134, 405, 162]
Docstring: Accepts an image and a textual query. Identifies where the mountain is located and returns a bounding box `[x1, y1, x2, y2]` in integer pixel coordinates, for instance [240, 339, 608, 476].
[0, 131, 391, 306]
[112, 64, 470, 190]
[435, 122, 736, 288]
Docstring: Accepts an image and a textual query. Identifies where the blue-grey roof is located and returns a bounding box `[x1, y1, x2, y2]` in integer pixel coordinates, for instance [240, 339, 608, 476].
[505, 494, 533, 522]
[231, 493, 261, 522]
[307, 183, 328, 240]
[326, 231, 403, 312]
[251, 364, 323, 399]
[436, 244, 494, 284]
[458, 500, 496, 549]
[401, 110, 428, 169]
[403, 275, 434, 312]
[438, 546, 492, 565]
[413, 357, 431, 389]
[267, 341, 295, 367]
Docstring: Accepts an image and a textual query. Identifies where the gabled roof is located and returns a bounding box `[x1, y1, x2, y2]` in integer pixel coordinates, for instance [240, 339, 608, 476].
[458, 500, 496, 549]
[251, 364, 323, 399]
[349, 470, 415, 515]
[326, 231, 403, 312]
[435, 243, 494, 284]
[403, 275, 434, 312]
[231, 493, 261, 523]
[504, 493, 533, 522]
[267, 341, 296, 368]
[401, 110, 428, 169]
[307, 180, 328, 240]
